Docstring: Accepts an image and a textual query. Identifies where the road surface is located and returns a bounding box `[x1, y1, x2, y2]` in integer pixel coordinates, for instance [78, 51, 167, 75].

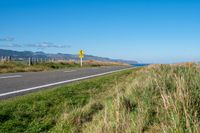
[0, 66, 132, 99]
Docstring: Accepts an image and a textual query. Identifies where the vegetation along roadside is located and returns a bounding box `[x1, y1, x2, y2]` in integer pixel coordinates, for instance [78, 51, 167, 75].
[0, 63, 199, 132]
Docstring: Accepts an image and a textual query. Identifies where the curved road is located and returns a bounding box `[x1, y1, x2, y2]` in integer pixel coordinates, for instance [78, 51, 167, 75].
[0, 66, 132, 99]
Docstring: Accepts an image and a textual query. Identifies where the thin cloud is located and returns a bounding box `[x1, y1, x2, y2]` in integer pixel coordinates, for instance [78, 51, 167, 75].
[26, 42, 71, 48]
[0, 43, 22, 47]
[0, 37, 15, 42]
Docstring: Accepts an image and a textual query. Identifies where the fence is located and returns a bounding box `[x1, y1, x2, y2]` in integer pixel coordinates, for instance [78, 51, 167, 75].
[1, 56, 11, 62]
[0, 56, 78, 66]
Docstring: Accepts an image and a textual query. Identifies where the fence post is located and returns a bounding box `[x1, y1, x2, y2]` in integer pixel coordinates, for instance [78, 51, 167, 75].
[8, 56, 11, 62]
[28, 58, 31, 66]
[0, 56, 2, 62]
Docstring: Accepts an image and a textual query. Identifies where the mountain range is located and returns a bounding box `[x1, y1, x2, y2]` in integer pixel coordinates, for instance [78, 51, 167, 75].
[0, 49, 138, 64]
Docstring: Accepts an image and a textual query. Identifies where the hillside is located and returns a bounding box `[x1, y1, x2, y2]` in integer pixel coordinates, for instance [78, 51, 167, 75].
[0, 49, 138, 64]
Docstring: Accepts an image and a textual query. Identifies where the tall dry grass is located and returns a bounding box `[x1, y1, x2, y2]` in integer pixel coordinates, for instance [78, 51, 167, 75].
[0, 60, 129, 73]
[82, 63, 200, 133]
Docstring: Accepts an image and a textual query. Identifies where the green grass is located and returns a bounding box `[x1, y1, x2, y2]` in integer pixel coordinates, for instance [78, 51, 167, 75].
[0, 68, 135, 132]
[1, 63, 200, 133]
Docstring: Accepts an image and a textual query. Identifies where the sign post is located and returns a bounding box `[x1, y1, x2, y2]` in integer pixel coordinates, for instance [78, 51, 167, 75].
[79, 50, 85, 67]
[80, 57, 83, 67]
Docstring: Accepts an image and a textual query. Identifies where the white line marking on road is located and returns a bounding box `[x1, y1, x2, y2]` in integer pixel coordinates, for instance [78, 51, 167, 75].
[0, 75, 22, 79]
[0, 67, 133, 97]
[64, 70, 76, 73]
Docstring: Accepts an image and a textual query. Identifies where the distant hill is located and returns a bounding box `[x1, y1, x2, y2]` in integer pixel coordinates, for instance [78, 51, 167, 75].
[0, 49, 138, 64]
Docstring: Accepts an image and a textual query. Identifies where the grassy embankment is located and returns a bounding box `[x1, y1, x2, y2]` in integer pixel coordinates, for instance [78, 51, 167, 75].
[0, 60, 128, 74]
[0, 63, 200, 132]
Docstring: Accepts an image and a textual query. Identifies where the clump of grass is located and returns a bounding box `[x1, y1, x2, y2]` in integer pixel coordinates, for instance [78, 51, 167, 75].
[83, 63, 200, 133]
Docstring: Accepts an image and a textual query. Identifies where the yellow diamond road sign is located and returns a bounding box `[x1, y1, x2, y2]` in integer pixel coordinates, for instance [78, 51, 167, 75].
[79, 50, 85, 58]
[79, 55, 84, 58]
[79, 50, 84, 55]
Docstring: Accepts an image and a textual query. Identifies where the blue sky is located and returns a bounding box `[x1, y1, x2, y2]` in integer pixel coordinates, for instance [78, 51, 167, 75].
[0, 0, 200, 63]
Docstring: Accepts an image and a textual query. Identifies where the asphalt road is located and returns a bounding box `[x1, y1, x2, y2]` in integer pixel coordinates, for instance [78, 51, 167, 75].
[0, 66, 132, 99]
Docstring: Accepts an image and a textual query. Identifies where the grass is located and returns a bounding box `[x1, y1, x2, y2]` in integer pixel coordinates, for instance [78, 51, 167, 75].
[0, 60, 128, 74]
[0, 68, 135, 132]
[0, 63, 200, 133]
[82, 63, 200, 133]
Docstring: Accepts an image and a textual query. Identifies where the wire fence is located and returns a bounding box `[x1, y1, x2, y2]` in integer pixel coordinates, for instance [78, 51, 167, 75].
[0, 56, 78, 66]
